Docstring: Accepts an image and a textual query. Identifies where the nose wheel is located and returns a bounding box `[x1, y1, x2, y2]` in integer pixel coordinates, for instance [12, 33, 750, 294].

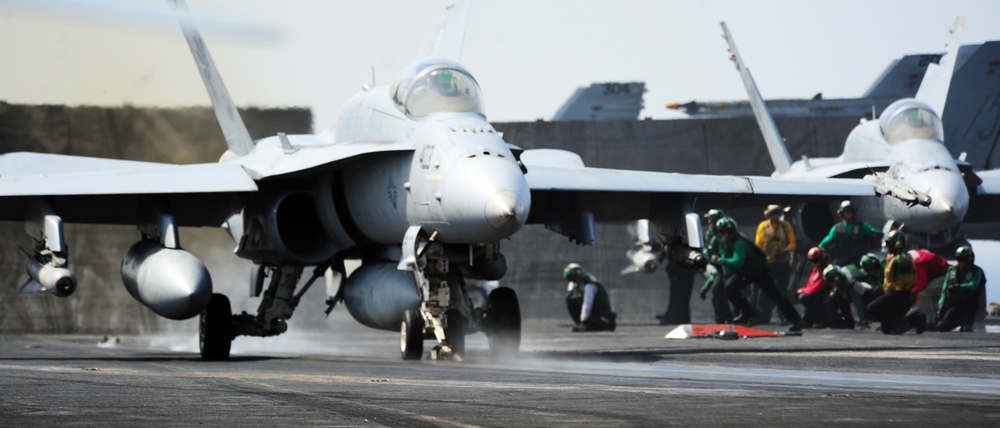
[400, 309, 425, 360]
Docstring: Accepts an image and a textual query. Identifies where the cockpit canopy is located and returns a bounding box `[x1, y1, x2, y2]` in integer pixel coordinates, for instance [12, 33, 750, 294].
[878, 99, 944, 144]
[390, 58, 484, 118]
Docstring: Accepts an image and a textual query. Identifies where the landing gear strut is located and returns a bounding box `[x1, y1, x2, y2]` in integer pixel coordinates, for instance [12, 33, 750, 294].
[198, 263, 329, 360]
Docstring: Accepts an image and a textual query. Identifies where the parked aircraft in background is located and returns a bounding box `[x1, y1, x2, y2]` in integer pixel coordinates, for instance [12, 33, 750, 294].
[667, 42, 1000, 175]
[666, 51, 940, 119]
[552, 82, 646, 121]
[3, 0, 882, 361]
[722, 18, 1000, 251]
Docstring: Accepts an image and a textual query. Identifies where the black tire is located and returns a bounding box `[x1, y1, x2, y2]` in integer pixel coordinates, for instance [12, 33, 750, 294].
[401, 309, 424, 360]
[200, 293, 233, 360]
[486, 287, 521, 356]
[444, 309, 465, 357]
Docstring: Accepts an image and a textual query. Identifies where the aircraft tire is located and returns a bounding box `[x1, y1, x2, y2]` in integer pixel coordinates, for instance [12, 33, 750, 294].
[486, 287, 521, 356]
[444, 309, 465, 357]
[401, 309, 424, 360]
[200, 293, 233, 360]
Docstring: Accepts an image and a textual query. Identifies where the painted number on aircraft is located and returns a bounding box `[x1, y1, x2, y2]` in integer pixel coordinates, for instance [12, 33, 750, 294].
[918, 54, 943, 67]
[419, 145, 436, 170]
[603, 83, 632, 95]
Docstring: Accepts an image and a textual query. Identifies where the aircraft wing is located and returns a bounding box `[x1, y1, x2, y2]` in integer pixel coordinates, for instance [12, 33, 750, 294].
[961, 169, 1000, 224]
[0, 152, 257, 226]
[523, 163, 876, 225]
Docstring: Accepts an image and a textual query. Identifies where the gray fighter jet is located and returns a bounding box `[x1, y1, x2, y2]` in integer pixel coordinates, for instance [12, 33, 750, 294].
[0, 0, 879, 361]
[721, 19, 1000, 250]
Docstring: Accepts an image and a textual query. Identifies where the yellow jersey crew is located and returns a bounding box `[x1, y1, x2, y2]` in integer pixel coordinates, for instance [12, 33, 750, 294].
[865, 230, 927, 334]
[754, 204, 796, 324]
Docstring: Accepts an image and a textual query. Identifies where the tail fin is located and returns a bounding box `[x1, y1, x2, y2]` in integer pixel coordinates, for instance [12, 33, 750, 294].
[720, 22, 792, 174]
[170, 0, 255, 156]
[552, 82, 646, 121]
[915, 16, 965, 116]
[432, 0, 473, 60]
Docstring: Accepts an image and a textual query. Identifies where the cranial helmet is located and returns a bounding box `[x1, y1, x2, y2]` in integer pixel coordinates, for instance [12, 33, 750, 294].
[563, 263, 583, 281]
[860, 253, 882, 271]
[837, 200, 856, 215]
[885, 229, 907, 251]
[704, 209, 726, 221]
[715, 217, 737, 234]
[807, 247, 825, 262]
[823, 265, 842, 283]
[764, 204, 785, 216]
[954, 245, 974, 262]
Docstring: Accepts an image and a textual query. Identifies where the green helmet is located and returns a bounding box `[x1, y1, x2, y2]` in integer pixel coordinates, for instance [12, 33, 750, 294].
[837, 200, 856, 215]
[715, 217, 737, 234]
[563, 263, 583, 281]
[884, 229, 907, 251]
[954, 245, 974, 261]
[704, 209, 726, 221]
[823, 265, 842, 283]
[860, 253, 882, 271]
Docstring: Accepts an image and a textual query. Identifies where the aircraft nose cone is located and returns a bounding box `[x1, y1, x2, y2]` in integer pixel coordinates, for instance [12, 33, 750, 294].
[929, 191, 964, 223]
[440, 155, 531, 242]
[485, 190, 526, 231]
[923, 170, 969, 228]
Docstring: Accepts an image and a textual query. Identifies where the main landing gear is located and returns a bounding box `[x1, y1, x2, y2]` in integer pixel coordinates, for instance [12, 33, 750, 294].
[198, 263, 331, 360]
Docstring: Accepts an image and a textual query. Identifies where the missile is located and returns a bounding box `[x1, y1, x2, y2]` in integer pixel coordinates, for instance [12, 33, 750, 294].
[21, 255, 77, 297]
[864, 172, 932, 207]
[120, 240, 212, 320]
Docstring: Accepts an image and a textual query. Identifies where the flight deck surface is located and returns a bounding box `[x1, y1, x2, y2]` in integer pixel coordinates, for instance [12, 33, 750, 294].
[2, 316, 999, 426]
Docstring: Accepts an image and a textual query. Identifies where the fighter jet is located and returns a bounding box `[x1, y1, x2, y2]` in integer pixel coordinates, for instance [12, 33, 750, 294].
[721, 18, 1000, 250]
[0, 0, 878, 361]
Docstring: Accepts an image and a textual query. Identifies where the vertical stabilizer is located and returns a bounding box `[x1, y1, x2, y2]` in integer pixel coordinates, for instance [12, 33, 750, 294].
[720, 22, 792, 174]
[433, 0, 472, 60]
[915, 17, 965, 116]
[170, 0, 255, 156]
[552, 82, 646, 121]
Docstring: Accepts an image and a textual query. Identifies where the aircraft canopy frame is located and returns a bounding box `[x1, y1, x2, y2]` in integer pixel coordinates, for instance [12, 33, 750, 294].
[391, 58, 484, 118]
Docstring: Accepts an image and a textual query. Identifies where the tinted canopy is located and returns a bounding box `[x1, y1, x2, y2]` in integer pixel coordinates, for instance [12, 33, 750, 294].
[391, 58, 484, 117]
[879, 99, 944, 144]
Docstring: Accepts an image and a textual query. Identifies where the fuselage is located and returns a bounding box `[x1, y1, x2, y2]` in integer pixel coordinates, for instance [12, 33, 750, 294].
[786, 99, 969, 235]
[333, 60, 530, 246]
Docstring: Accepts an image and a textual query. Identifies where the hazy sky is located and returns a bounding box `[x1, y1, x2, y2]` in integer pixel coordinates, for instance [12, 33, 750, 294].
[1, 0, 998, 132]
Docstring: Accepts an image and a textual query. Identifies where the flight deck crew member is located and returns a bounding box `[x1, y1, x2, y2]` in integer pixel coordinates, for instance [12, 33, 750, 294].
[699, 209, 734, 324]
[866, 230, 927, 334]
[796, 247, 830, 328]
[755, 204, 796, 324]
[819, 200, 882, 267]
[823, 264, 870, 329]
[563, 263, 617, 332]
[712, 218, 803, 332]
[936, 246, 986, 332]
[907, 248, 951, 320]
